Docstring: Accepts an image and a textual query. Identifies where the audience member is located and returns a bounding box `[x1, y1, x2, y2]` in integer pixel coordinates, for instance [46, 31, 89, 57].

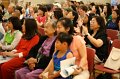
[0, 18, 39, 79]
[83, 16, 108, 63]
[0, 16, 22, 51]
[106, 10, 120, 30]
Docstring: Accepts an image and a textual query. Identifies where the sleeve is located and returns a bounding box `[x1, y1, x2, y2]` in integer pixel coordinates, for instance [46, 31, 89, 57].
[0, 25, 5, 35]
[2, 31, 23, 50]
[17, 35, 39, 58]
[97, 33, 107, 43]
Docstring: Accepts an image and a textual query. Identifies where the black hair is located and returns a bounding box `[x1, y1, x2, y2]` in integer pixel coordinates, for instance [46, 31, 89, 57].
[78, 5, 88, 12]
[38, 5, 48, 16]
[8, 16, 22, 31]
[93, 16, 106, 32]
[70, 1, 74, 4]
[54, 8, 63, 20]
[57, 17, 74, 35]
[79, 1, 84, 5]
[94, 5, 100, 15]
[0, 4, 4, 10]
[56, 32, 73, 46]
[46, 4, 53, 11]
[71, 5, 77, 12]
[90, 2, 95, 6]
[16, 6, 22, 14]
[104, 4, 112, 20]
[23, 18, 39, 40]
[71, 10, 78, 27]
[0, 13, 2, 22]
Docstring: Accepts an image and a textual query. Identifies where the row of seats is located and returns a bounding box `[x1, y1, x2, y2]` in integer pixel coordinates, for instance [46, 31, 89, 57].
[87, 39, 120, 79]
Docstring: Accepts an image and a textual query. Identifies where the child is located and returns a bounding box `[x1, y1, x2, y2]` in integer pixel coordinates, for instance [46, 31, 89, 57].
[43, 32, 73, 79]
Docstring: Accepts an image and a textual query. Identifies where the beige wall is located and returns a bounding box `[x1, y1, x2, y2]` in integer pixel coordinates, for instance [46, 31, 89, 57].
[23, 0, 54, 5]
[21, 0, 111, 6]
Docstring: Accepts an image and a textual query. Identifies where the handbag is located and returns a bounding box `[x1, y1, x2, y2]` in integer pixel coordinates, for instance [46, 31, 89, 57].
[104, 47, 120, 70]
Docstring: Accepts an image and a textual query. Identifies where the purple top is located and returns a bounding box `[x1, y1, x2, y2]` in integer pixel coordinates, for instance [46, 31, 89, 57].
[38, 36, 56, 56]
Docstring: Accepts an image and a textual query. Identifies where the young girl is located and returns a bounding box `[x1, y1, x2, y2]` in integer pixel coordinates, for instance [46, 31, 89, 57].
[42, 32, 73, 79]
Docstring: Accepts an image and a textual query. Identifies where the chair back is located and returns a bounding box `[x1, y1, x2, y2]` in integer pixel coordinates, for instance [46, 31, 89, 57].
[107, 37, 112, 55]
[106, 29, 118, 41]
[86, 47, 95, 74]
[111, 39, 120, 49]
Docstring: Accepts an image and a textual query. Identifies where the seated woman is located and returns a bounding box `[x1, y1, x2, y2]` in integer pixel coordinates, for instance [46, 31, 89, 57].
[0, 18, 40, 79]
[36, 5, 47, 27]
[83, 16, 108, 63]
[106, 10, 120, 30]
[66, 9, 78, 27]
[0, 16, 22, 51]
[15, 20, 57, 79]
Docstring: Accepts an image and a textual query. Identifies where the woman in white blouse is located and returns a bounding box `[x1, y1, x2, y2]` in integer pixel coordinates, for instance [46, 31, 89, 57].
[0, 16, 22, 51]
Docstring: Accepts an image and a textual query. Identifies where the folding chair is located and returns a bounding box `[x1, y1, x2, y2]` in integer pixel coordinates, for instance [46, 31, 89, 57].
[86, 47, 95, 79]
[94, 39, 120, 79]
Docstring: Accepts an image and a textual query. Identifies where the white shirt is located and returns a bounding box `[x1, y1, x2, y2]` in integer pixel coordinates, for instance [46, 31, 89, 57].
[0, 22, 5, 35]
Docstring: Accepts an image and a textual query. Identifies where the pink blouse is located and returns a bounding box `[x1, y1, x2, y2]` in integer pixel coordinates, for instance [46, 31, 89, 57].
[70, 35, 88, 70]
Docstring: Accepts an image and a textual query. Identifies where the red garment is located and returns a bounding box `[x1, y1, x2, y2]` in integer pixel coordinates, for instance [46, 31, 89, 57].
[37, 16, 46, 24]
[0, 35, 39, 79]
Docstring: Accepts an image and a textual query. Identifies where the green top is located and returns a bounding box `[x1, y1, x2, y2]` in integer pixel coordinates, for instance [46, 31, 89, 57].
[4, 30, 18, 45]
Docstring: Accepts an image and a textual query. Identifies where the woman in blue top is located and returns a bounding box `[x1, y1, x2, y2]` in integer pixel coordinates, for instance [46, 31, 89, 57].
[106, 10, 120, 30]
[47, 32, 73, 79]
